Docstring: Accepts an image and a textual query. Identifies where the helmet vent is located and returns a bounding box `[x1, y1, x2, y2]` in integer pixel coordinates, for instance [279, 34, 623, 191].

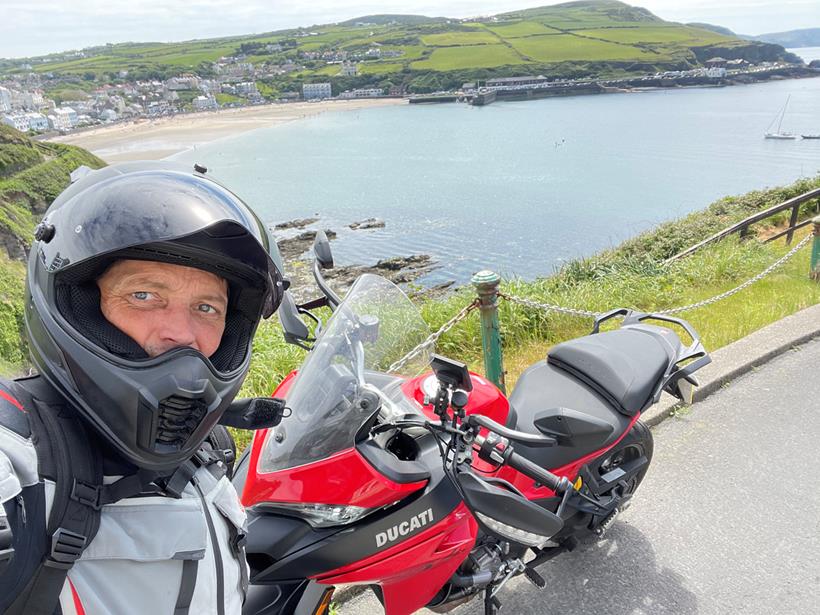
[155, 395, 208, 449]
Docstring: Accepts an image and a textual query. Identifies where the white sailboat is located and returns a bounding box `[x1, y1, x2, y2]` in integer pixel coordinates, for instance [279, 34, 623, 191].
[764, 96, 799, 140]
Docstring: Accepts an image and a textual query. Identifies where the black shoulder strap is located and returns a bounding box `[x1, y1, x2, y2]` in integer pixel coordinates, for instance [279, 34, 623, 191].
[4, 376, 104, 615]
[1, 377, 233, 615]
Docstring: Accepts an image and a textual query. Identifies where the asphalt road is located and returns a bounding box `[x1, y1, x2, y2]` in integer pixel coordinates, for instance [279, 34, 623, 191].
[341, 339, 820, 615]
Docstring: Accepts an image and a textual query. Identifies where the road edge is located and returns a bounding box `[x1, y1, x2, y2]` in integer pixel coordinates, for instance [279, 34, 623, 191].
[641, 302, 820, 428]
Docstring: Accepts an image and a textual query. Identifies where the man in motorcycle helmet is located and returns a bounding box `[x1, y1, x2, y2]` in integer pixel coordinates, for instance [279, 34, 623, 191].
[0, 161, 286, 614]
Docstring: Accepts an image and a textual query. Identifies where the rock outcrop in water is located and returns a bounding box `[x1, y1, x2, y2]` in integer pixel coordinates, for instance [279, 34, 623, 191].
[349, 218, 386, 230]
[271, 217, 451, 303]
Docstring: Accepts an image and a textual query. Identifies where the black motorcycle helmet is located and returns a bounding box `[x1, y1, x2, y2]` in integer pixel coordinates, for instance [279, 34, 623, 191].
[25, 161, 286, 473]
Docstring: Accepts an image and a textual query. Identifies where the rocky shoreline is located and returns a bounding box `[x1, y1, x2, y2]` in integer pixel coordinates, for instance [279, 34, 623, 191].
[272, 218, 453, 303]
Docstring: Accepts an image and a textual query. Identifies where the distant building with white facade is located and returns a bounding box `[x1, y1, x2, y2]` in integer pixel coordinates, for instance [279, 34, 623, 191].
[192, 95, 219, 111]
[338, 87, 384, 99]
[2, 113, 29, 131]
[0, 87, 11, 112]
[21, 91, 44, 110]
[235, 82, 259, 96]
[338, 62, 358, 77]
[166, 75, 200, 91]
[100, 109, 118, 122]
[47, 107, 78, 131]
[24, 112, 48, 131]
[302, 82, 332, 100]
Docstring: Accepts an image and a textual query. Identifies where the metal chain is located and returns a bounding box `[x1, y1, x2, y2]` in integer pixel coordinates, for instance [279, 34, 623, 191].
[656, 232, 812, 315]
[387, 299, 480, 373]
[500, 293, 600, 318]
[499, 233, 813, 318]
[388, 234, 810, 371]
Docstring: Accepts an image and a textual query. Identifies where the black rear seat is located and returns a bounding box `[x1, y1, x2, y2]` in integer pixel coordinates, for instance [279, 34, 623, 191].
[547, 327, 677, 416]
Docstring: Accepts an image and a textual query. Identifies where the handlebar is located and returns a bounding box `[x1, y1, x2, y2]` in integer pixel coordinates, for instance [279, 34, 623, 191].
[469, 416, 571, 495]
[503, 447, 570, 494]
[466, 414, 556, 446]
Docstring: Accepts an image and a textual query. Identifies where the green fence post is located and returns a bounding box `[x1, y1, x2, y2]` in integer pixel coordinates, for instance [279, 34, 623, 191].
[472, 270, 506, 393]
[811, 216, 820, 282]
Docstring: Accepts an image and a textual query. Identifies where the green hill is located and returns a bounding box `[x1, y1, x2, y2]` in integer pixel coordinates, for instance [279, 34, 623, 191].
[1, 1, 796, 94]
[0, 125, 105, 260]
[754, 28, 820, 48]
[0, 125, 105, 373]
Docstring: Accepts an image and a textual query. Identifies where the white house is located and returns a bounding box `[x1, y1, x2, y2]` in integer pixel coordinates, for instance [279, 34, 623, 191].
[48, 107, 78, 131]
[25, 112, 49, 131]
[338, 88, 384, 99]
[302, 82, 332, 100]
[2, 113, 29, 131]
[0, 87, 11, 112]
[192, 95, 219, 111]
[235, 82, 259, 96]
[21, 91, 44, 110]
[338, 62, 358, 77]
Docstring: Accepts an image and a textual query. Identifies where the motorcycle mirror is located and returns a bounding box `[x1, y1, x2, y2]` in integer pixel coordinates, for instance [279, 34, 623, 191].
[313, 230, 334, 270]
[278, 290, 312, 347]
[456, 471, 563, 546]
[219, 397, 289, 430]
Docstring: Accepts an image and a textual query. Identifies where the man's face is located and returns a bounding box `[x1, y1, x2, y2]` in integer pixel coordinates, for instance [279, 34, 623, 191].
[97, 259, 228, 358]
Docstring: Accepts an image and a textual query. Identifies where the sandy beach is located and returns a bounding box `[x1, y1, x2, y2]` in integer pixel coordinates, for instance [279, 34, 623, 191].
[50, 98, 406, 163]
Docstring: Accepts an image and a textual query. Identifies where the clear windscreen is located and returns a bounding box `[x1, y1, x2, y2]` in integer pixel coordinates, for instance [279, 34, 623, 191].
[258, 274, 431, 474]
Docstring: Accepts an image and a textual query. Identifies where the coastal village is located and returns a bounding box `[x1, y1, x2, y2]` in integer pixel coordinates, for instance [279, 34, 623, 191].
[1, 55, 813, 135]
[2, 12, 818, 137]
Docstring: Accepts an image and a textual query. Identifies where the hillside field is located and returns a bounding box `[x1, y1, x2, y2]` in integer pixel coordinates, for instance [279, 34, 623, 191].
[1, 0, 790, 93]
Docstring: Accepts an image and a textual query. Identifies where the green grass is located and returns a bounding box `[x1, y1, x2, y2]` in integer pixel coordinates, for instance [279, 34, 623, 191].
[412, 45, 525, 70]
[575, 25, 731, 45]
[4, 1, 780, 85]
[486, 22, 556, 38]
[509, 33, 663, 62]
[420, 31, 500, 46]
[215, 93, 244, 105]
[358, 62, 406, 75]
[0, 252, 27, 375]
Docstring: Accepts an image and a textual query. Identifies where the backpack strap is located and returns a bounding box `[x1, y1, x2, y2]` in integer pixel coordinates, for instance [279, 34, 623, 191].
[2, 376, 237, 615]
[4, 376, 104, 615]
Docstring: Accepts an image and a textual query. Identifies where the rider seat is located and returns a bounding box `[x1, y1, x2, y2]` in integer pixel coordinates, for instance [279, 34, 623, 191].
[507, 327, 676, 471]
[547, 327, 677, 417]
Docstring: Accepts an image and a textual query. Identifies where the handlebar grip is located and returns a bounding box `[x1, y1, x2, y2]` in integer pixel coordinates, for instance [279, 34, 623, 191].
[504, 448, 567, 494]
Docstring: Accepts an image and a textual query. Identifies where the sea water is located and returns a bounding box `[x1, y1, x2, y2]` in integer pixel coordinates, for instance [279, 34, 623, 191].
[174, 77, 820, 285]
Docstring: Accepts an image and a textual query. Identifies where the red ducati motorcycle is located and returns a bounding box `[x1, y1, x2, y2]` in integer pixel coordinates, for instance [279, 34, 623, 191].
[232, 233, 710, 615]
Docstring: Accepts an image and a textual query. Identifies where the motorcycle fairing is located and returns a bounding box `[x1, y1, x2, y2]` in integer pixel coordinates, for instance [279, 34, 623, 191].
[243, 446, 427, 509]
[313, 504, 478, 615]
[244, 440, 470, 583]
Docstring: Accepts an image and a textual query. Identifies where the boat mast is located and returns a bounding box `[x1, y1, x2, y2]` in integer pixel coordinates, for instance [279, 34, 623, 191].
[776, 95, 790, 134]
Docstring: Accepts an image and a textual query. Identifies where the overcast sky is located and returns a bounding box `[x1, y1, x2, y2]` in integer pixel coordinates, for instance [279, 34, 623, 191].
[2, 0, 818, 59]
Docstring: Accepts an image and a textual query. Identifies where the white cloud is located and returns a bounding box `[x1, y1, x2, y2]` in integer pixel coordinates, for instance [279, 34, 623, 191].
[1, 0, 817, 58]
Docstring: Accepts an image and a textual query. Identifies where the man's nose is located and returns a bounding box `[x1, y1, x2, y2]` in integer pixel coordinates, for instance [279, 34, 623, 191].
[156, 305, 198, 350]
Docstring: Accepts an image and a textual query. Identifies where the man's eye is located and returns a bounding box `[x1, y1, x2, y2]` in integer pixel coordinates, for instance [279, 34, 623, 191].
[132, 291, 152, 301]
[197, 304, 218, 314]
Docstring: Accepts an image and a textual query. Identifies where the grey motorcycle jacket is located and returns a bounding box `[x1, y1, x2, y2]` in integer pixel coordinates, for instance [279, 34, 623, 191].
[0, 395, 249, 615]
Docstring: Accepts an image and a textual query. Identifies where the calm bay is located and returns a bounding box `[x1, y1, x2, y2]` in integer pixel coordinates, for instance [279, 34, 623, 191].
[173, 76, 820, 286]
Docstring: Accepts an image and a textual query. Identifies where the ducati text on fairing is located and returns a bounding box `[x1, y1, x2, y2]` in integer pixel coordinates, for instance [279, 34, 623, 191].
[375, 508, 435, 547]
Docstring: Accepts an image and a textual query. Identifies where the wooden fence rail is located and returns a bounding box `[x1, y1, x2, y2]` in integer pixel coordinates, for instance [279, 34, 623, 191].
[665, 187, 820, 264]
